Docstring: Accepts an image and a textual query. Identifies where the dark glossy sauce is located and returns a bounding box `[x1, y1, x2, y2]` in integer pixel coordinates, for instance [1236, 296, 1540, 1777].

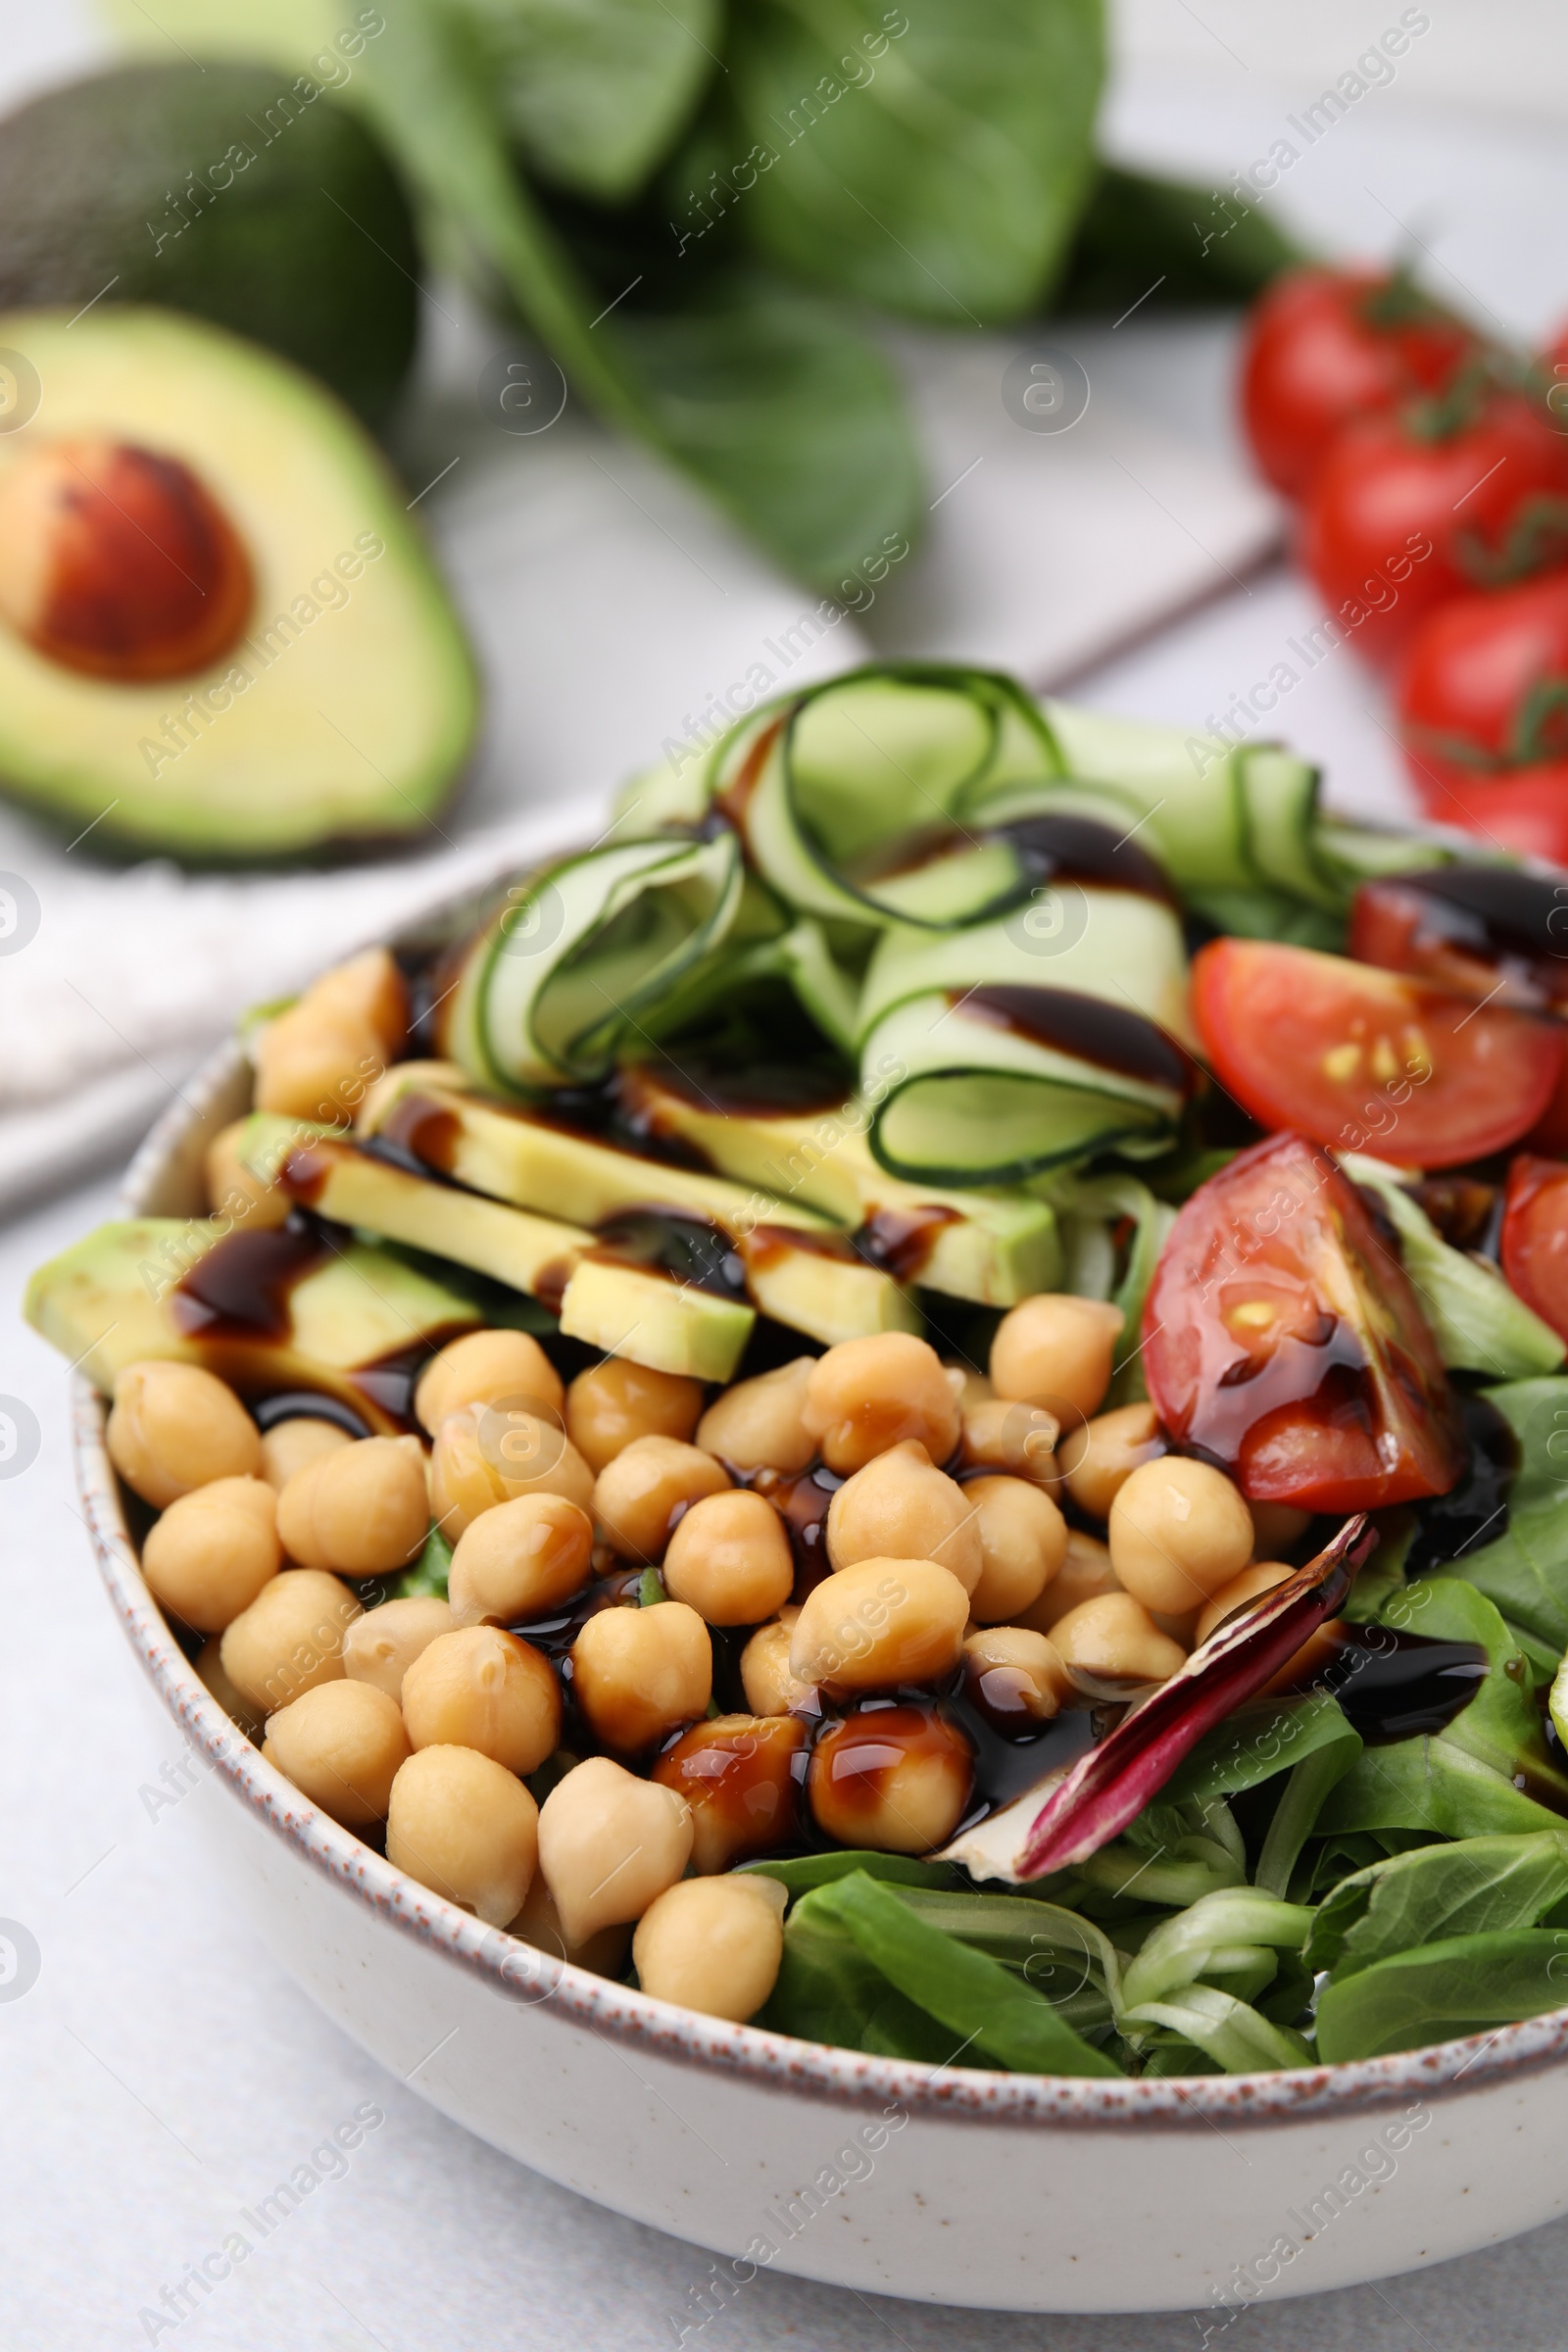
[1411, 1175, 1497, 1252]
[1273, 1622, 1490, 1741]
[958, 985, 1194, 1095]
[995, 811, 1177, 906]
[807, 1701, 975, 1842]
[740, 1222, 857, 1271]
[588, 1208, 748, 1299]
[652, 1714, 807, 1869]
[376, 1091, 462, 1176]
[350, 1336, 471, 1428]
[627, 1054, 853, 1121]
[748, 1463, 844, 1602]
[1379, 865, 1568, 1007]
[944, 1679, 1101, 1812]
[854, 1202, 963, 1283]
[251, 1390, 372, 1439]
[277, 1140, 338, 1205]
[171, 1221, 331, 1341]
[1405, 1392, 1517, 1577]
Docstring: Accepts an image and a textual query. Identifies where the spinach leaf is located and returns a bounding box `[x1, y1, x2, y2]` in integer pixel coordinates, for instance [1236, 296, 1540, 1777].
[1305, 1833, 1568, 1980]
[723, 0, 1104, 320]
[1317, 1734, 1568, 1844]
[760, 1917, 955, 2061]
[387, 1522, 452, 1599]
[460, 0, 719, 202]
[1435, 1379, 1568, 1663]
[1314, 1929, 1568, 2062]
[1165, 1691, 1356, 1807]
[1120, 1984, 1311, 2073]
[1254, 1710, 1363, 1897]
[1395, 1577, 1568, 1803]
[616, 271, 923, 585]
[1120, 1889, 1313, 2011]
[1053, 165, 1305, 315]
[1344, 1164, 1564, 1380]
[801, 1872, 1122, 2075]
[741, 1849, 958, 1894]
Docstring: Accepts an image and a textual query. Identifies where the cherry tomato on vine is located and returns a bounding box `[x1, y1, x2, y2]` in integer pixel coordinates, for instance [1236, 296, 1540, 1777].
[1240, 266, 1478, 499]
[1191, 937, 1562, 1168]
[1395, 571, 1568, 857]
[1301, 390, 1568, 667]
[1143, 1132, 1462, 1510]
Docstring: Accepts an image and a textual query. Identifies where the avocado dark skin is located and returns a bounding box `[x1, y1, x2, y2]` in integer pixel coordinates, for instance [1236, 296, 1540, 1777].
[0, 62, 419, 428]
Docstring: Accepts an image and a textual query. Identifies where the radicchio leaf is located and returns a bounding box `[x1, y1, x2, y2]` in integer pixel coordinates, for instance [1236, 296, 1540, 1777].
[1014, 1515, 1378, 1880]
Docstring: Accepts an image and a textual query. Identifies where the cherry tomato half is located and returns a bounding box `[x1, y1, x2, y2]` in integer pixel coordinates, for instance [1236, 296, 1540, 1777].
[1301, 393, 1568, 668]
[1191, 937, 1562, 1169]
[1143, 1131, 1462, 1510]
[1500, 1154, 1568, 1341]
[1240, 267, 1477, 500]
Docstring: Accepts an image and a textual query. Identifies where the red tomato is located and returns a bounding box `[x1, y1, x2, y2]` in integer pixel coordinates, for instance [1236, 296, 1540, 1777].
[1143, 1132, 1462, 1510]
[1191, 937, 1562, 1169]
[1500, 1154, 1568, 1340]
[1300, 393, 1568, 667]
[1396, 571, 1568, 852]
[1240, 267, 1477, 499]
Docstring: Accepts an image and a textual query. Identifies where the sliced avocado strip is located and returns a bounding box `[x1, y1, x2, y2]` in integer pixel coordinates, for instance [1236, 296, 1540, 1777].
[617, 1065, 1059, 1306]
[0, 306, 478, 859]
[0, 63, 419, 428]
[24, 1217, 480, 1429]
[350, 1084, 917, 1345]
[558, 1257, 753, 1384]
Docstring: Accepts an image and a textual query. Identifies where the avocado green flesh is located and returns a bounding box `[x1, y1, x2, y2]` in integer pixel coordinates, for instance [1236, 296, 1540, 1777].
[0, 62, 418, 428]
[0, 307, 478, 859]
[23, 1217, 480, 1429]
[618, 1070, 1060, 1306]
[347, 1087, 917, 1346]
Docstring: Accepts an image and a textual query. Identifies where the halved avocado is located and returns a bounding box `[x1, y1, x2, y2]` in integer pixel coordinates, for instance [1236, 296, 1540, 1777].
[0, 307, 478, 858]
[24, 1217, 481, 1429]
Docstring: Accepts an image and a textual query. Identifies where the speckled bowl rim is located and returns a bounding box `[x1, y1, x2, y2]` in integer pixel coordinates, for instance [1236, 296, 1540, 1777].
[67, 833, 1568, 2137]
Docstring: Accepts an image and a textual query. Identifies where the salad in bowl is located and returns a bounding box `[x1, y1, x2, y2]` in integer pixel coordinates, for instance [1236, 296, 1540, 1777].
[31, 660, 1568, 2087]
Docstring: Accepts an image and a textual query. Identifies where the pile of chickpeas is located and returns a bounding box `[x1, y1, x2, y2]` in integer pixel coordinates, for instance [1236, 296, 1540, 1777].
[111, 1238, 1308, 2028]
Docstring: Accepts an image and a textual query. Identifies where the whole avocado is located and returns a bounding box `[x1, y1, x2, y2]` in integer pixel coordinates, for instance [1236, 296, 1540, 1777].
[0, 61, 419, 428]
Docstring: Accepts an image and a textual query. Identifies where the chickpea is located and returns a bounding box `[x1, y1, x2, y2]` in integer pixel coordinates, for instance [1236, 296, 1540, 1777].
[387, 1744, 539, 1926]
[696, 1356, 816, 1474]
[1250, 1501, 1312, 1560]
[825, 1441, 982, 1593]
[789, 1556, 968, 1694]
[660, 1490, 793, 1626]
[652, 1713, 806, 1873]
[801, 1334, 960, 1475]
[1195, 1559, 1296, 1646]
[195, 1635, 266, 1739]
[220, 1568, 361, 1712]
[964, 1475, 1067, 1624]
[141, 1476, 281, 1633]
[108, 1360, 262, 1508]
[739, 1611, 813, 1716]
[808, 1704, 973, 1854]
[958, 1396, 1061, 1486]
[944, 1361, 993, 1411]
[254, 949, 408, 1122]
[961, 1628, 1070, 1725]
[1051, 1592, 1186, 1694]
[537, 1754, 692, 1943]
[259, 1415, 353, 1493]
[508, 1869, 630, 1978]
[447, 1494, 593, 1629]
[415, 1328, 564, 1436]
[204, 1116, 290, 1230]
[277, 1435, 428, 1576]
[429, 1403, 594, 1539]
[1058, 1400, 1164, 1522]
[633, 1875, 787, 2022]
[1015, 1529, 1120, 1635]
[1108, 1456, 1253, 1615]
[343, 1595, 453, 1699]
[401, 1626, 561, 1777]
[990, 1295, 1124, 1418]
[565, 1358, 703, 1474]
[570, 1601, 711, 1752]
[591, 1436, 730, 1562]
[263, 1681, 410, 1825]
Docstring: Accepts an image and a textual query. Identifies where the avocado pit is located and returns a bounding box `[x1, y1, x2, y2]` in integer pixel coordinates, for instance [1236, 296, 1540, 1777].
[0, 436, 253, 681]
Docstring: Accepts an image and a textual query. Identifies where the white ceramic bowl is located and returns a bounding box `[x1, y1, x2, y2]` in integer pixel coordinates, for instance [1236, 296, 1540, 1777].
[70, 872, 1568, 2318]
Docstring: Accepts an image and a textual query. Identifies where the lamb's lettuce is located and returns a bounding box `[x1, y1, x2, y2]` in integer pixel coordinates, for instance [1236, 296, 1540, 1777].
[1342, 1156, 1564, 1380]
